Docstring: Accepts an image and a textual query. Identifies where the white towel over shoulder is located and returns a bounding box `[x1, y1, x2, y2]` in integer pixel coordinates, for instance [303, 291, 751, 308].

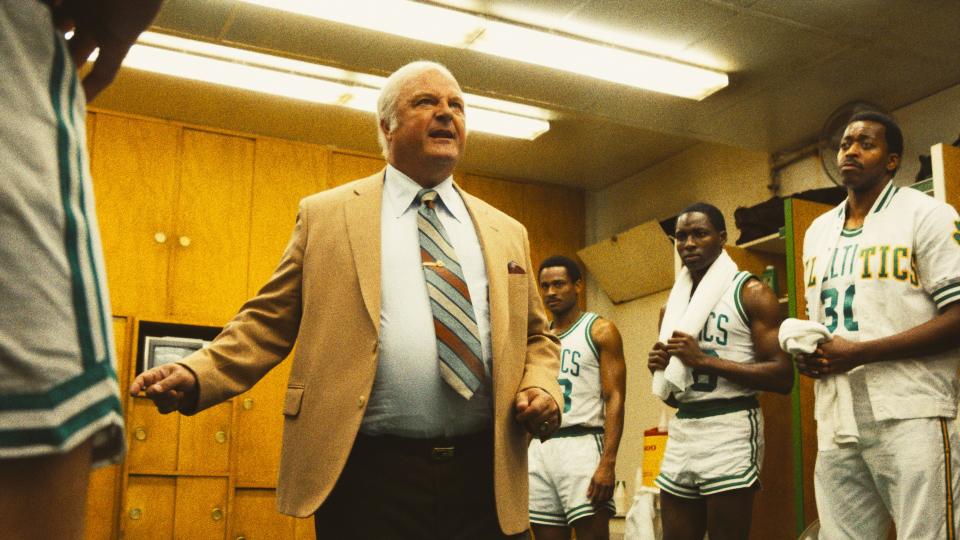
[778, 318, 859, 448]
[652, 250, 738, 400]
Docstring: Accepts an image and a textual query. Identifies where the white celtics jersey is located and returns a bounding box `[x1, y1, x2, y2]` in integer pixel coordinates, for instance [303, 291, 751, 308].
[676, 272, 758, 403]
[554, 312, 604, 429]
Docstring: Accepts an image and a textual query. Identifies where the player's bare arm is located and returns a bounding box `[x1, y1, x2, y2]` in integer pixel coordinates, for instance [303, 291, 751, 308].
[801, 301, 960, 378]
[49, 0, 166, 101]
[587, 318, 626, 504]
[665, 278, 793, 393]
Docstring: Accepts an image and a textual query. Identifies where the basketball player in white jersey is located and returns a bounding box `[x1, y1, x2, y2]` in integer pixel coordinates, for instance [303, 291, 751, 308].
[798, 111, 960, 539]
[529, 255, 626, 540]
[648, 203, 793, 540]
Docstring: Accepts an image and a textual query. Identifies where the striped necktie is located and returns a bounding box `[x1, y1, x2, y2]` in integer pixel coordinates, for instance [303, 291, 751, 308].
[416, 188, 485, 399]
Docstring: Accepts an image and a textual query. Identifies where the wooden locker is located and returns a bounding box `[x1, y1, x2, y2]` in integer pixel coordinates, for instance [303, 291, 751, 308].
[328, 151, 384, 188]
[81, 316, 131, 540]
[458, 173, 524, 221]
[520, 182, 585, 272]
[248, 138, 328, 297]
[123, 475, 176, 540]
[89, 115, 179, 317]
[177, 401, 233, 474]
[173, 476, 229, 540]
[169, 129, 255, 322]
[126, 397, 179, 473]
[231, 489, 294, 539]
[235, 359, 290, 486]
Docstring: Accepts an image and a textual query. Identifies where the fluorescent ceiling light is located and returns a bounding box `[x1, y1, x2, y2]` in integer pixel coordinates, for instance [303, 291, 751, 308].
[115, 32, 550, 140]
[237, 0, 728, 100]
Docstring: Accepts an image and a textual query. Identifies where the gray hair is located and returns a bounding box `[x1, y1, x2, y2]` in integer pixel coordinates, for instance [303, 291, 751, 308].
[376, 61, 459, 159]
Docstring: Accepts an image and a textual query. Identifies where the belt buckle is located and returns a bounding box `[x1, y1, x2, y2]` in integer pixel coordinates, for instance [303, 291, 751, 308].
[430, 446, 455, 462]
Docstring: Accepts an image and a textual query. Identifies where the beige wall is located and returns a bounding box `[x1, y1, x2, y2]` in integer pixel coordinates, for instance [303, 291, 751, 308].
[584, 141, 771, 496]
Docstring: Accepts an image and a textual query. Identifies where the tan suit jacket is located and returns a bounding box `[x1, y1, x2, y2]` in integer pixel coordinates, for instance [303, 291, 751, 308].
[180, 171, 561, 534]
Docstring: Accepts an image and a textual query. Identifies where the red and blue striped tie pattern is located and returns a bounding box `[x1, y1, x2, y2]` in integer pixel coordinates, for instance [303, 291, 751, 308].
[416, 189, 485, 399]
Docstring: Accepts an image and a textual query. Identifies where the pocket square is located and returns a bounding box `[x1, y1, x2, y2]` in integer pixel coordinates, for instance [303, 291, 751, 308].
[507, 261, 526, 274]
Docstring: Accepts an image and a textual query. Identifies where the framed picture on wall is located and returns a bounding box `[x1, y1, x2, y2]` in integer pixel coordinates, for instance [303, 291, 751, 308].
[141, 336, 209, 374]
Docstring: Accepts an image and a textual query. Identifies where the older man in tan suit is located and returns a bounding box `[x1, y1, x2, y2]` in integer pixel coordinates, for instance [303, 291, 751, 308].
[131, 61, 562, 539]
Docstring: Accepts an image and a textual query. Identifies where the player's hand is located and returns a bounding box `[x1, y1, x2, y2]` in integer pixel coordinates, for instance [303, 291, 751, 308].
[794, 352, 821, 378]
[50, 0, 166, 101]
[666, 331, 711, 369]
[798, 336, 863, 378]
[648, 341, 670, 374]
[515, 387, 560, 441]
[587, 463, 615, 504]
[130, 363, 198, 414]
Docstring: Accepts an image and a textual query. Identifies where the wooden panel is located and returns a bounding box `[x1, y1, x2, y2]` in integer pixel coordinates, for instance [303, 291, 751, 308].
[173, 477, 229, 540]
[787, 198, 833, 531]
[458, 174, 524, 221]
[295, 516, 317, 540]
[178, 401, 232, 474]
[127, 397, 179, 473]
[753, 392, 795, 540]
[232, 488, 294, 539]
[578, 221, 674, 303]
[521, 182, 585, 273]
[931, 143, 960, 212]
[112, 316, 132, 399]
[85, 112, 95, 169]
[90, 114, 179, 317]
[236, 359, 291, 486]
[81, 316, 131, 540]
[123, 475, 176, 540]
[726, 245, 788, 298]
[248, 139, 328, 297]
[170, 129, 255, 322]
[328, 152, 383, 188]
[83, 465, 121, 540]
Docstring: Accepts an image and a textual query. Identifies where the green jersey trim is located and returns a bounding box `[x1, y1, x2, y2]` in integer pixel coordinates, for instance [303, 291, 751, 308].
[933, 281, 960, 309]
[584, 313, 600, 359]
[555, 312, 590, 339]
[732, 272, 754, 327]
[872, 183, 899, 214]
[0, 394, 121, 448]
[840, 227, 863, 238]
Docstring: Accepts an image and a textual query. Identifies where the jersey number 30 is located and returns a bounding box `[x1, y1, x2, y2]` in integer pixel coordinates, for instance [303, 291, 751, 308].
[821, 284, 859, 333]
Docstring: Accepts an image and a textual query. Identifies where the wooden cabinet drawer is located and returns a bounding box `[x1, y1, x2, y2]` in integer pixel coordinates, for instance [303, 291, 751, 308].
[232, 488, 293, 539]
[173, 476, 229, 540]
[123, 475, 176, 540]
[178, 400, 232, 474]
[127, 397, 179, 473]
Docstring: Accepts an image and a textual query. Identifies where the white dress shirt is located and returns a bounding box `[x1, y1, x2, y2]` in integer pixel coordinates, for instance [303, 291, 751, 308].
[360, 165, 492, 438]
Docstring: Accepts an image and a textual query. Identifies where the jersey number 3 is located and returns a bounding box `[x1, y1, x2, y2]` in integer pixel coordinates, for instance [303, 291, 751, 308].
[559, 378, 572, 413]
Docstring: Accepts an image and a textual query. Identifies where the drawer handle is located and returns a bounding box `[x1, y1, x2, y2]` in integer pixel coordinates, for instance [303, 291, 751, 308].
[215, 430, 227, 444]
[134, 427, 147, 441]
[179, 235, 191, 247]
[211, 507, 224, 521]
[242, 398, 254, 410]
[129, 507, 142, 520]
[154, 232, 167, 244]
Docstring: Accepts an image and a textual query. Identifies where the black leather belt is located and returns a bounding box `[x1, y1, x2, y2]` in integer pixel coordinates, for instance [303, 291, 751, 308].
[354, 430, 491, 462]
